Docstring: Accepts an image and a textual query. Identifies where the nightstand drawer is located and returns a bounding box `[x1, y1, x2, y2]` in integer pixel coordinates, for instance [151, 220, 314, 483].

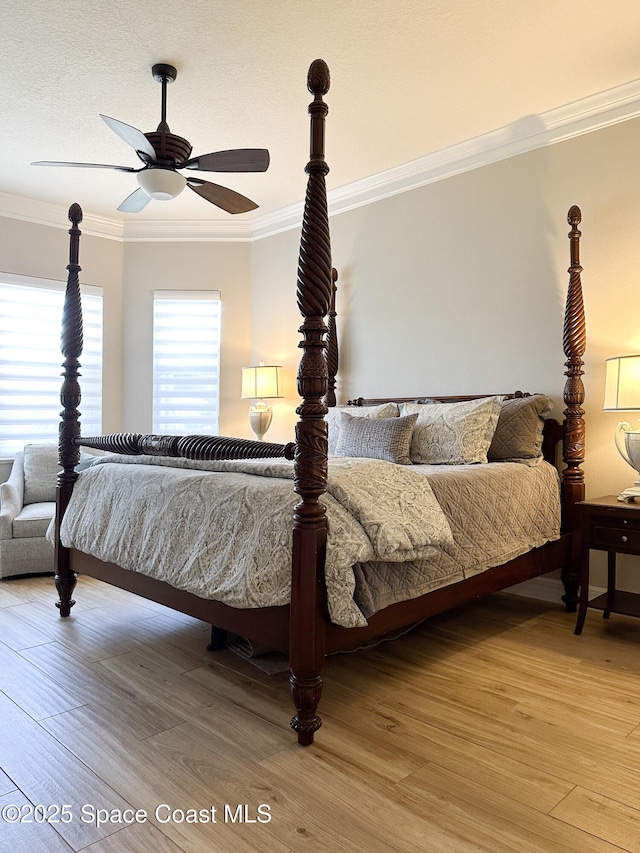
[591, 525, 640, 551]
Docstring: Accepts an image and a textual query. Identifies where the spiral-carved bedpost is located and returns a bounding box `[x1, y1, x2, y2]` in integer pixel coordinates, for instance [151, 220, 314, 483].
[290, 59, 333, 745]
[55, 203, 84, 616]
[561, 205, 586, 610]
[76, 432, 296, 461]
[324, 268, 339, 408]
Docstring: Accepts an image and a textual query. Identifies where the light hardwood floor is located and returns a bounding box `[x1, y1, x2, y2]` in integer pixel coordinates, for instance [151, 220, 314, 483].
[1, 574, 640, 852]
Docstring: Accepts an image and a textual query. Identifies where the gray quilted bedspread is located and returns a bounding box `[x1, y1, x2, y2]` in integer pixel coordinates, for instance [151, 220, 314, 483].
[352, 458, 561, 618]
[58, 455, 456, 628]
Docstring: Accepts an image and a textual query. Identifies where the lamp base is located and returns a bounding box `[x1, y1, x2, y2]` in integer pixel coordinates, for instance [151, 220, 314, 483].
[249, 402, 272, 441]
[618, 481, 640, 502]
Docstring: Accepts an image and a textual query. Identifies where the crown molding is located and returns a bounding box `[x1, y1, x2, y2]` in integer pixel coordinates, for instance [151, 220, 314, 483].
[0, 192, 123, 240]
[3, 76, 640, 242]
[122, 218, 253, 242]
[248, 76, 640, 238]
[318, 75, 640, 220]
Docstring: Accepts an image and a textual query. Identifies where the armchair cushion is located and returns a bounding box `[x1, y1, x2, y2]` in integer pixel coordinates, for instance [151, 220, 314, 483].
[23, 444, 60, 504]
[12, 502, 56, 539]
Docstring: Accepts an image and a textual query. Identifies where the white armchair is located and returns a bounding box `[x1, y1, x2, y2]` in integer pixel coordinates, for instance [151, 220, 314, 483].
[0, 446, 57, 579]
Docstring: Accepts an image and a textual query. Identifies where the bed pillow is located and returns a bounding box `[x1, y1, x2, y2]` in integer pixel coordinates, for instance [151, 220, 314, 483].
[487, 394, 553, 462]
[326, 402, 398, 455]
[334, 412, 418, 465]
[23, 443, 60, 504]
[401, 397, 502, 465]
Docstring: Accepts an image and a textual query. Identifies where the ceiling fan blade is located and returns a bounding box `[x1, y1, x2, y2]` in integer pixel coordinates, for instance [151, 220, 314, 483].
[181, 148, 270, 173]
[117, 187, 152, 213]
[187, 179, 259, 214]
[32, 160, 138, 172]
[100, 115, 157, 163]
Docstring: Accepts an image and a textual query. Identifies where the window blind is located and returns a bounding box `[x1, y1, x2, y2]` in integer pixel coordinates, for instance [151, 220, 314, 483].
[0, 276, 103, 456]
[152, 290, 221, 435]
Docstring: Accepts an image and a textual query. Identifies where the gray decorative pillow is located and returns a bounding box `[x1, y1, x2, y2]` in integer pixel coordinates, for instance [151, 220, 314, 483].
[334, 412, 418, 465]
[402, 397, 502, 465]
[488, 394, 553, 461]
[326, 402, 398, 455]
[23, 444, 60, 504]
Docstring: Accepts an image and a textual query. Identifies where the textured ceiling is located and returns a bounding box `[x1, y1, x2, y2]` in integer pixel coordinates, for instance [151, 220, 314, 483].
[2, 0, 640, 224]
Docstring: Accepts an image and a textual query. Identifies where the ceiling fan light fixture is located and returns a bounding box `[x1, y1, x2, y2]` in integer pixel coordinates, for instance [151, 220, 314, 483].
[137, 167, 186, 200]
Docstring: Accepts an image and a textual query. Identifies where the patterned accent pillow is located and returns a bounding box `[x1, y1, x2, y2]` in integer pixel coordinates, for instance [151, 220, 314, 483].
[23, 444, 60, 504]
[488, 394, 553, 461]
[326, 402, 398, 455]
[335, 412, 418, 465]
[401, 397, 502, 465]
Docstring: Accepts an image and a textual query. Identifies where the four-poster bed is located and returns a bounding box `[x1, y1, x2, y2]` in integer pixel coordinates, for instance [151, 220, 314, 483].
[53, 59, 586, 745]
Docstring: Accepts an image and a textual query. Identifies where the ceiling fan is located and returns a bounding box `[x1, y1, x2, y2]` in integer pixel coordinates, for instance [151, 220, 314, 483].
[32, 63, 270, 214]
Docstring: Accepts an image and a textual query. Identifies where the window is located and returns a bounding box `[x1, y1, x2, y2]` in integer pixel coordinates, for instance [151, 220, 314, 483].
[152, 290, 221, 434]
[0, 275, 103, 457]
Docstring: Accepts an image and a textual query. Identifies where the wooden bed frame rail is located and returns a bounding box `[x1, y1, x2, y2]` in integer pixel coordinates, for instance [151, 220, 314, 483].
[54, 60, 586, 746]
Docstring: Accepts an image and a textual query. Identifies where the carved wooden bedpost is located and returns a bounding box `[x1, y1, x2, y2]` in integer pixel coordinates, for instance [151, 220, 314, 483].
[290, 59, 333, 745]
[54, 203, 83, 616]
[561, 204, 586, 610]
[325, 267, 339, 407]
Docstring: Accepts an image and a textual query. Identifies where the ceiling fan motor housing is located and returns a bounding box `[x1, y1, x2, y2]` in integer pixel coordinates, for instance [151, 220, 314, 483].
[144, 131, 192, 165]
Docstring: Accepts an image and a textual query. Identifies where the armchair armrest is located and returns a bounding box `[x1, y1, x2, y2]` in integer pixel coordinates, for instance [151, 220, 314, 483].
[0, 481, 20, 539]
[0, 452, 25, 539]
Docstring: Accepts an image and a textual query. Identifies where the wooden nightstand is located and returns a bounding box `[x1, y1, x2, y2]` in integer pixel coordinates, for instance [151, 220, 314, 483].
[575, 495, 640, 634]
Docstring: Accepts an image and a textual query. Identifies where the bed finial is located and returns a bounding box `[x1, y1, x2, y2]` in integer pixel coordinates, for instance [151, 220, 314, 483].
[307, 58, 330, 97]
[68, 202, 83, 226]
[567, 205, 581, 228]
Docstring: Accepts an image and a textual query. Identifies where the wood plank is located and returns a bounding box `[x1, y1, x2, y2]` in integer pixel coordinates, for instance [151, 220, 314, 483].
[0, 692, 135, 850]
[0, 640, 86, 720]
[397, 766, 623, 853]
[260, 745, 527, 853]
[551, 787, 640, 850]
[94, 648, 232, 713]
[379, 688, 640, 813]
[0, 578, 45, 608]
[0, 790, 74, 852]
[0, 602, 59, 650]
[0, 767, 17, 797]
[317, 699, 574, 812]
[75, 820, 184, 853]
[42, 707, 305, 853]
[20, 641, 185, 739]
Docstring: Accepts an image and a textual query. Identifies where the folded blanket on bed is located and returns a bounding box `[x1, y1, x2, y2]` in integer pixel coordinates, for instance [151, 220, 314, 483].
[57, 455, 454, 628]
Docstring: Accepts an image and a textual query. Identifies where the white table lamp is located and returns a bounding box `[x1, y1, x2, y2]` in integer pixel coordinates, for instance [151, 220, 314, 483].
[241, 362, 283, 440]
[604, 354, 640, 501]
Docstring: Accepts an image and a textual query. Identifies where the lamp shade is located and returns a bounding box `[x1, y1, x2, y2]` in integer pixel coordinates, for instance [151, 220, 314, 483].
[137, 168, 187, 200]
[241, 364, 283, 399]
[604, 354, 640, 411]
